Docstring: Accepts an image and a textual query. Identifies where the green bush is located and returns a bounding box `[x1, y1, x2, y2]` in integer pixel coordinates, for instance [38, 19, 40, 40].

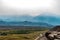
[0, 32, 7, 36]
[9, 30, 31, 34]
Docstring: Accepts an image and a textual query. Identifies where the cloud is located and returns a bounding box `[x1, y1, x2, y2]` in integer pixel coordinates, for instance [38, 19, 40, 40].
[0, 0, 59, 16]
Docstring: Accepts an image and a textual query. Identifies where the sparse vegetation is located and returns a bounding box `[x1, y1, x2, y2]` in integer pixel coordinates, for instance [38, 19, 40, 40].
[0, 27, 49, 40]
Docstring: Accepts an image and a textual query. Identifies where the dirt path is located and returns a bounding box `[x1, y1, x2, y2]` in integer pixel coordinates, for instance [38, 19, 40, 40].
[34, 33, 48, 40]
[35, 36, 48, 40]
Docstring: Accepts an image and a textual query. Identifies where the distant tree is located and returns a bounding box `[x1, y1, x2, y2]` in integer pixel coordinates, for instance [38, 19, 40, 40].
[0, 32, 7, 36]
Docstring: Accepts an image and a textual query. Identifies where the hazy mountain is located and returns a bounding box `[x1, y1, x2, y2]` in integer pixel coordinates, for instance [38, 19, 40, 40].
[0, 14, 60, 26]
[0, 15, 33, 22]
[0, 20, 53, 27]
[33, 15, 60, 25]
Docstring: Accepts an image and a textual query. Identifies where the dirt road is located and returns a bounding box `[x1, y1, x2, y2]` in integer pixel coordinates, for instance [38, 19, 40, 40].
[35, 33, 48, 40]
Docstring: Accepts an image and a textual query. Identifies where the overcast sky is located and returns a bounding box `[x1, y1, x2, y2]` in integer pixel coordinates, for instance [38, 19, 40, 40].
[0, 0, 60, 16]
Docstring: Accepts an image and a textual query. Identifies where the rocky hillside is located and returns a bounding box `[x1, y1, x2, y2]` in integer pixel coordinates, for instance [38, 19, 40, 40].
[50, 26, 60, 31]
[40, 26, 60, 40]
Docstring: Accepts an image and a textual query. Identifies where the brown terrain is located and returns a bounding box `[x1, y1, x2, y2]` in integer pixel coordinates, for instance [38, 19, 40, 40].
[38, 26, 60, 40]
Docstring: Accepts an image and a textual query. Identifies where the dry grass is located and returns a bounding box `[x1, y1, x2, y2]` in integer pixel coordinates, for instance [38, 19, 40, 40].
[0, 30, 47, 40]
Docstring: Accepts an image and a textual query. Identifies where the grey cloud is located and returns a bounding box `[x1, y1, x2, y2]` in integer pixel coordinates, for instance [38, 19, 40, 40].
[0, 0, 60, 16]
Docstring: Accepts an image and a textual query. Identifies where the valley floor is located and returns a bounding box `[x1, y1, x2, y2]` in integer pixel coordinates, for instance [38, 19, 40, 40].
[0, 30, 47, 40]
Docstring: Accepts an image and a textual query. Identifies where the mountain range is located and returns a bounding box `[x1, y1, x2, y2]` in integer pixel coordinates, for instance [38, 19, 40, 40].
[0, 14, 60, 27]
[0, 20, 53, 27]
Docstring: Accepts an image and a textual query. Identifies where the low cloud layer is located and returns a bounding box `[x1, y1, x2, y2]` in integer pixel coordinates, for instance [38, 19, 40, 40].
[0, 0, 60, 16]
